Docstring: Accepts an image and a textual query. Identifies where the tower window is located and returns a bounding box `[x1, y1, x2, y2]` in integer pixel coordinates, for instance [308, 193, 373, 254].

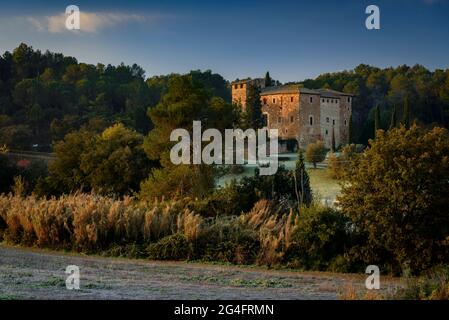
[240, 84, 244, 89]
[263, 98, 267, 105]
[309, 116, 313, 126]
[291, 97, 294, 102]
[327, 99, 329, 103]
[234, 84, 238, 89]
[333, 119, 336, 125]
[273, 98, 276, 103]
[326, 129, 328, 135]
[326, 117, 329, 123]
[309, 96, 313, 103]
[348, 97, 351, 103]
[290, 116, 294, 123]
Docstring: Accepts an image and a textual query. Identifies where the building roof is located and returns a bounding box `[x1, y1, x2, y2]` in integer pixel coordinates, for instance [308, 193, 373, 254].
[317, 88, 354, 97]
[261, 85, 302, 95]
[260, 85, 355, 97]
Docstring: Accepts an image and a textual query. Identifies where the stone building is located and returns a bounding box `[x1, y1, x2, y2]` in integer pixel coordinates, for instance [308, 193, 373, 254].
[231, 79, 353, 150]
[231, 78, 266, 112]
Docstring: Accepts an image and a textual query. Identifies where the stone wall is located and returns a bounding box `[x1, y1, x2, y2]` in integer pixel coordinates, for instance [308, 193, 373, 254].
[298, 93, 321, 148]
[320, 97, 341, 148]
[261, 92, 300, 140]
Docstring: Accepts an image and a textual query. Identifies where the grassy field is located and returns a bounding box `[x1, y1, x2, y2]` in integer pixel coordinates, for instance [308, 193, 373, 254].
[217, 160, 341, 207]
[308, 169, 341, 206]
[0, 245, 401, 300]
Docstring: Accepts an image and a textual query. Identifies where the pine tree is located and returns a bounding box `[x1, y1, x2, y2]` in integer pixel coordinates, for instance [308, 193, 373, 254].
[264, 71, 273, 87]
[402, 97, 410, 129]
[374, 105, 381, 138]
[294, 150, 312, 207]
[389, 104, 397, 130]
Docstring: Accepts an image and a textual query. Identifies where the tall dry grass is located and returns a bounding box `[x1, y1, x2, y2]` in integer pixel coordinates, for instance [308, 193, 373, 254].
[0, 194, 203, 252]
[240, 199, 299, 266]
[0, 195, 300, 266]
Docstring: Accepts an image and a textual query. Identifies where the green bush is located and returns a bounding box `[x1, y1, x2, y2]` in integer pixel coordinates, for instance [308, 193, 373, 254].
[286, 204, 350, 271]
[305, 140, 326, 168]
[391, 267, 449, 300]
[339, 125, 449, 274]
[146, 233, 190, 260]
[103, 243, 146, 259]
[193, 217, 260, 264]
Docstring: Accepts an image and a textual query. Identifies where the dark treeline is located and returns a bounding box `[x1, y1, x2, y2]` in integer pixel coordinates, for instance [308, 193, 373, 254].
[0, 43, 230, 151]
[2, 44, 449, 150]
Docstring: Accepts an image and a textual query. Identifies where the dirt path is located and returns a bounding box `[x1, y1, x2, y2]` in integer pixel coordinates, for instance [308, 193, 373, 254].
[0, 245, 398, 300]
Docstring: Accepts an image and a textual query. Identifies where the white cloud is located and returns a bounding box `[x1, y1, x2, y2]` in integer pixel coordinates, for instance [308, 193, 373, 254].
[24, 11, 163, 34]
[26, 17, 45, 32]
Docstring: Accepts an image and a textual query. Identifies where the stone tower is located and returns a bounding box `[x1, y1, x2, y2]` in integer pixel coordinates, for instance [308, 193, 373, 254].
[231, 78, 265, 112]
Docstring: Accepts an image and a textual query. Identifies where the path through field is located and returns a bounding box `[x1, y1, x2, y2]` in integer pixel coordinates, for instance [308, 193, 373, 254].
[0, 245, 398, 300]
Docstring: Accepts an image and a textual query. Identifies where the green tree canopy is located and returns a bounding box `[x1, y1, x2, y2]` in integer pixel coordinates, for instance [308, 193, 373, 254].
[338, 125, 449, 274]
[141, 75, 235, 200]
[305, 141, 327, 168]
[45, 123, 152, 195]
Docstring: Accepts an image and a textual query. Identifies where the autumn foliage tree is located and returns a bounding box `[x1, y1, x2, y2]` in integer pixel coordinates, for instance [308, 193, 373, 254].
[305, 141, 327, 168]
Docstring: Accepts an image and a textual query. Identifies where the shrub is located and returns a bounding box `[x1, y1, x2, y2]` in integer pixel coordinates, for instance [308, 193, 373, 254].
[305, 140, 326, 168]
[339, 125, 449, 274]
[103, 243, 146, 259]
[327, 152, 342, 179]
[327, 144, 364, 180]
[285, 204, 351, 271]
[146, 233, 190, 260]
[0, 152, 16, 194]
[391, 267, 449, 300]
[193, 216, 259, 264]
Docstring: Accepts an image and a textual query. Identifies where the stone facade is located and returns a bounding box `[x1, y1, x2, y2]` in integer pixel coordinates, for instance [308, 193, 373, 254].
[231, 79, 353, 150]
[231, 78, 265, 112]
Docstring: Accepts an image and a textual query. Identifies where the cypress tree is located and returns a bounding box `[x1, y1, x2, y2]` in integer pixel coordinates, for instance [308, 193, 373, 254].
[245, 84, 263, 129]
[374, 104, 381, 138]
[402, 97, 410, 129]
[294, 150, 312, 207]
[264, 71, 273, 87]
[348, 114, 353, 144]
[389, 104, 397, 130]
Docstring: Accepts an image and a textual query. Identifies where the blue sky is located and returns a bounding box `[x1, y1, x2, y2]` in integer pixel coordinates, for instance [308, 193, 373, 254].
[0, 0, 448, 82]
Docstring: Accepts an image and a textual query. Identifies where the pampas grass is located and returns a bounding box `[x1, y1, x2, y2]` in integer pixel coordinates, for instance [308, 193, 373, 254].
[0, 193, 203, 253]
